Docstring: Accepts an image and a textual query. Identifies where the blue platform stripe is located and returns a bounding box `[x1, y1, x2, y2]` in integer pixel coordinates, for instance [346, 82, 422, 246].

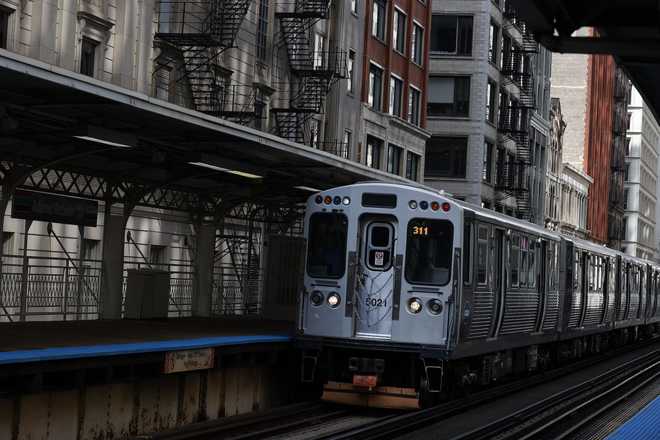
[0, 334, 291, 365]
[606, 396, 660, 440]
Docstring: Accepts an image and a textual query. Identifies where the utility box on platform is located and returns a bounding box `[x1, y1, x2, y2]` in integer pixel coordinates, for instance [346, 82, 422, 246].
[125, 269, 170, 319]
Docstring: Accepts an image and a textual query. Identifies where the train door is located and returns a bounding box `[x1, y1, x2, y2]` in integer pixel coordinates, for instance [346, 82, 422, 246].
[491, 228, 506, 337]
[354, 217, 397, 339]
[536, 239, 547, 332]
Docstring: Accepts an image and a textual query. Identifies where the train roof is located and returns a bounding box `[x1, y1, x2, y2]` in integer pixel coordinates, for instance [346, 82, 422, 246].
[325, 182, 660, 268]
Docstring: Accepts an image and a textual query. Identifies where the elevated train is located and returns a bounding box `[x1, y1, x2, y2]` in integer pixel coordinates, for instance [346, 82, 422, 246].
[297, 183, 660, 408]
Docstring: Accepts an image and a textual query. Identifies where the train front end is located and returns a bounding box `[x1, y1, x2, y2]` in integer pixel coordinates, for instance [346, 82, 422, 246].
[297, 183, 462, 408]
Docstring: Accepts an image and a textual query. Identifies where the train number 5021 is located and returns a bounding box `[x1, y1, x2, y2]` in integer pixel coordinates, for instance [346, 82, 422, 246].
[366, 297, 387, 307]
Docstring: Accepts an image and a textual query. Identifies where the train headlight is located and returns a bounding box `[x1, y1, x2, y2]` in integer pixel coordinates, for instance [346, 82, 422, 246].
[428, 299, 443, 315]
[409, 200, 418, 209]
[408, 298, 422, 314]
[327, 293, 341, 308]
[342, 197, 351, 205]
[310, 291, 324, 306]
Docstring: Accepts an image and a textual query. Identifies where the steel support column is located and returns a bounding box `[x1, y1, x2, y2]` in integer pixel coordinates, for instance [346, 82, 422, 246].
[100, 206, 128, 319]
[192, 221, 216, 317]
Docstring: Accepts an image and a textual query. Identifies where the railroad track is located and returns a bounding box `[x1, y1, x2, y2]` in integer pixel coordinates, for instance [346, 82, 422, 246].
[315, 337, 660, 440]
[451, 350, 660, 440]
[141, 336, 660, 440]
[138, 402, 350, 440]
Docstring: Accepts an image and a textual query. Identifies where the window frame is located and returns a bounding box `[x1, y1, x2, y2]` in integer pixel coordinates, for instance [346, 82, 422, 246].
[408, 84, 422, 126]
[389, 74, 404, 117]
[0, 6, 11, 50]
[404, 218, 455, 287]
[425, 136, 468, 178]
[427, 76, 471, 118]
[366, 134, 384, 169]
[430, 14, 474, 56]
[80, 37, 99, 77]
[387, 143, 403, 175]
[372, 0, 387, 41]
[368, 61, 384, 111]
[393, 7, 407, 55]
[306, 212, 349, 279]
[406, 151, 420, 181]
[411, 20, 424, 65]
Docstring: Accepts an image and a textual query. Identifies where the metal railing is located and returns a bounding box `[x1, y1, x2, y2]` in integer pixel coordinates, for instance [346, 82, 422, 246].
[0, 255, 102, 322]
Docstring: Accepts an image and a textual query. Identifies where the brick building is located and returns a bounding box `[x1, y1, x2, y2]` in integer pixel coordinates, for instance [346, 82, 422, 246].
[551, 42, 630, 248]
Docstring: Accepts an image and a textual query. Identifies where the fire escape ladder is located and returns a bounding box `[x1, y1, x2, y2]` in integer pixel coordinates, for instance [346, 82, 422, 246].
[155, 0, 255, 119]
[273, 0, 346, 142]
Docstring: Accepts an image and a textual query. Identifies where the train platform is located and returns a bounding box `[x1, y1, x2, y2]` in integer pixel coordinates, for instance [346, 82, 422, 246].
[606, 396, 660, 439]
[0, 317, 293, 366]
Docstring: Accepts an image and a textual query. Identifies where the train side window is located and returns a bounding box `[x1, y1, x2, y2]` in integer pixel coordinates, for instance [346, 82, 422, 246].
[306, 213, 348, 279]
[477, 225, 488, 286]
[511, 235, 520, 287]
[463, 223, 472, 285]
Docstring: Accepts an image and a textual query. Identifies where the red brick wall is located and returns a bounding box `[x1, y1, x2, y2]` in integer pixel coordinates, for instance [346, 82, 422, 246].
[584, 54, 615, 244]
[361, 0, 431, 128]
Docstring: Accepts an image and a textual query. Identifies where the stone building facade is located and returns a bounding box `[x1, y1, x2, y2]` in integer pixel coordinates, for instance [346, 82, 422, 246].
[424, 0, 551, 224]
[551, 34, 630, 249]
[623, 86, 659, 259]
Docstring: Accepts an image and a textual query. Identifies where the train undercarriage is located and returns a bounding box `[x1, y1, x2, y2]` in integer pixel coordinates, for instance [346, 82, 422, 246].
[299, 324, 659, 409]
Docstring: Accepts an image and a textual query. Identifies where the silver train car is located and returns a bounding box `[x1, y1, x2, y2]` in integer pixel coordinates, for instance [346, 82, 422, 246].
[297, 183, 660, 408]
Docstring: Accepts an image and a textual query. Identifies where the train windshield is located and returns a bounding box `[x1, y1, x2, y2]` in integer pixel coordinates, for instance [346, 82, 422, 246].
[405, 219, 454, 285]
[306, 213, 348, 279]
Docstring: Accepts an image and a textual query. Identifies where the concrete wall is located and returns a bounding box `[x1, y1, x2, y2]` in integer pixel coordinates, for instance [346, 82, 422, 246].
[0, 364, 292, 440]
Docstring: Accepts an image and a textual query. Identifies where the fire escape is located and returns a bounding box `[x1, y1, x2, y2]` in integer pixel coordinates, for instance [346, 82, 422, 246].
[273, 0, 347, 144]
[155, 0, 258, 124]
[497, 8, 539, 221]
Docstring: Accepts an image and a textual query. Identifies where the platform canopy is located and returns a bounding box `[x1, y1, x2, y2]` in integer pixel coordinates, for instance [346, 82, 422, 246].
[0, 50, 410, 213]
[511, 0, 660, 124]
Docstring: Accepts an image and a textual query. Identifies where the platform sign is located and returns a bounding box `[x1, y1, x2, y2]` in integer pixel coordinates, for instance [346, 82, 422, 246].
[164, 348, 215, 374]
[11, 189, 98, 226]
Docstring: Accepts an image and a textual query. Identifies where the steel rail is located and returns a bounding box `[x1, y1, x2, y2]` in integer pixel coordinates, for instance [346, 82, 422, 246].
[451, 350, 660, 440]
[315, 336, 660, 440]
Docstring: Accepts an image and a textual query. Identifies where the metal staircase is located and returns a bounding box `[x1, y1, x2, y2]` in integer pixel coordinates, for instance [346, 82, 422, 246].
[498, 7, 539, 221]
[273, 0, 347, 143]
[155, 0, 259, 121]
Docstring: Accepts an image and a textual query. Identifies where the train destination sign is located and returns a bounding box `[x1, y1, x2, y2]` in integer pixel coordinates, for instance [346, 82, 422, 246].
[11, 189, 99, 226]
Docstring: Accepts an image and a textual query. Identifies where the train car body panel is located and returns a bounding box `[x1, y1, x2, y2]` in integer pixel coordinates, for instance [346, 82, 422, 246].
[296, 183, 660, 409]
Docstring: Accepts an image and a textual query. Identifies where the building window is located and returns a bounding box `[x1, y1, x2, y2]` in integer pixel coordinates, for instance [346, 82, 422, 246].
[0, 7, 10, 50]
[366, 135, 383, 169]
[347, 50, 355, 93]
[425, 137, 468, 178]
[82, 239, 101, 261]
[390, 76, 404, 117]
[80, 38, 98, 77]
[406, 152, 420, 181]
[393, 8, 406, 54]
[154, 63, 172, 101]
[624, 189, 628, 210]
[408, 86, 421, 126]
[483, 141, 493, 183]
[486, 79, 496, 123]
[2, 232, 13, 255]
[411, 23, 424, 65]
[256, 0, 269, 61]
[149, 245, 168, 267]
[343, 130, 352, 159]
[351, 0, 358, 14]
[368, 63, 383, 111]
[430, 15, 473, 56]
[387, 144, 403, 175]
[489, 21, 499, 64]
[427, 76, 470, 117]
[625, 136, 631, 156]
[627, 111, 632, 129]
[372, 0, 386, 41]
[314, 33, 325, 69]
